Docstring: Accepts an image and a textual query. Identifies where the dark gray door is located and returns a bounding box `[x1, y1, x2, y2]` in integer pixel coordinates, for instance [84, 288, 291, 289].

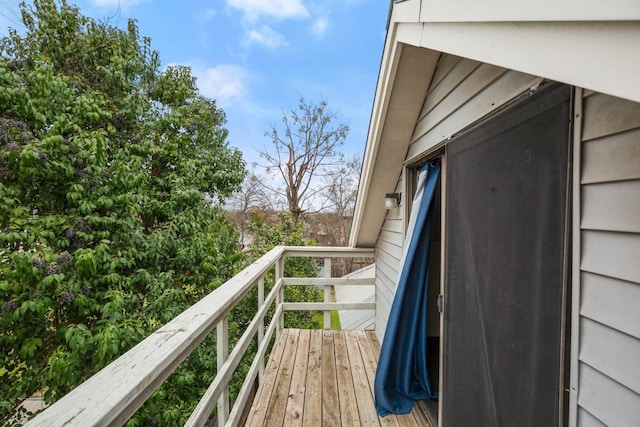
[443, 84, 571, 426]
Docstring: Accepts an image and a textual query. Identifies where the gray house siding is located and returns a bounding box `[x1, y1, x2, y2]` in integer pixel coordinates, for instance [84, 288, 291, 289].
[372, 54, 640, 425]
[407, 58, 543, 162]
[374, 180, 403, 340]
[335, 264, 375, 330]
[574, 92, 640, 426]
[374, 54, 540, 341]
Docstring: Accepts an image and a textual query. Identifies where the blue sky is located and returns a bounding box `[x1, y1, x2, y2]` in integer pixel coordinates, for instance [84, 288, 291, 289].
[1, 0, 388, 167]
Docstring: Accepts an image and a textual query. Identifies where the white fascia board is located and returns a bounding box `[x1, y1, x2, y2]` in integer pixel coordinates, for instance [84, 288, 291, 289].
[349, 22, 404, 247]
[350, 41, 439, 248]
[412, 21, 640, 104]
[350, 0, 640, 247]
[391, 0, 421, 23]
[419, 0, 640, 22]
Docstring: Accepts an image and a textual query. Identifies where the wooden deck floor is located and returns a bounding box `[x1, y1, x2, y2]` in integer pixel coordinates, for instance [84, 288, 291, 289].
[244, 329, 430, 426]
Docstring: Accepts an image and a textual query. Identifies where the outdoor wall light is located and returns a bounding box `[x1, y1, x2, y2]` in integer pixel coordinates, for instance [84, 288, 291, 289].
[385, 192, 401, 209]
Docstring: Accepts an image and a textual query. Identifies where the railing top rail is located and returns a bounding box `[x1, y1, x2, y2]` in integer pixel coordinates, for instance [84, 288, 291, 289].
[282, 246, 375, 258]
[26, 246, 286, 426]
[26, 245, 373, 426]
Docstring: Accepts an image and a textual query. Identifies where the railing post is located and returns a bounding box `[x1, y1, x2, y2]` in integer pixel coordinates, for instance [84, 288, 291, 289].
[257, 276, 265, 380]
[217, 317, 229, 426]
[25, 246, 378, 427]
[276, 257, 284, 331]
[323, 257, 332, 330]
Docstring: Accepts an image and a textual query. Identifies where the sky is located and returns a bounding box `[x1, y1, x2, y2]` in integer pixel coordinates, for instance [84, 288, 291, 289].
[0, 0, 389, 168]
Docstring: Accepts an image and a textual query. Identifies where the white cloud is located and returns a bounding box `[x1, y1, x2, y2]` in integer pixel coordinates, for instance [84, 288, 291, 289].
[311, 17, 328, 37]
[246, 25, 288, 49]
[190, 64, 252, 108]
[226, 0, 309, 21]
[198, 8, 217, 22]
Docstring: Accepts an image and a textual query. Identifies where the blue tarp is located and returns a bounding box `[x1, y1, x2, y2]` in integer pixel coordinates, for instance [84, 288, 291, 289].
[374, 161, 440, 416]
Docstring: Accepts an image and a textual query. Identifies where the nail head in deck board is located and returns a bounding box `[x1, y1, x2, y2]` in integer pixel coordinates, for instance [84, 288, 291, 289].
[303, 330, 323, 425]
[322, 330, 341, 426]
[335, 331, 362, 425]
[284, 329, 311, 426]
[264, 329, 299, 426]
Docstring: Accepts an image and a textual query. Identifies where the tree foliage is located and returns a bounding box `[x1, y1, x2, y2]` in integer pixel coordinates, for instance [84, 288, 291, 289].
[257, 97, 349, 223]
[245, 212, 323, 329]
[225, 173, 275, 250]
[0, 0, 245, 423]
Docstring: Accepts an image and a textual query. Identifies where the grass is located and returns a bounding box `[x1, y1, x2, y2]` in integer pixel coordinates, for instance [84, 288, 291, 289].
[312, 310, 341, 330]
[331, 310, 341, 330]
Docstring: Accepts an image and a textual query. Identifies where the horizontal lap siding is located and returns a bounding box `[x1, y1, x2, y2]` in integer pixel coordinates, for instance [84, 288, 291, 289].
[408, 58, 542, 161]
[582, 181, 640, 233]
[374, 176, 404, 341]
[580, 272, 640, 339]
[581, 128, 640, 184]
[577, 364, 640, 426]
[577, 92, 640, 426]
[378, 229, 403, 249]
[336, 265, 376, 331]
[371, 53, 640, 424]
[577, 408, 606, 427]
[374, 54, 540, 341]
[374, 256, 398, 340]
[579, 318, 640, 394]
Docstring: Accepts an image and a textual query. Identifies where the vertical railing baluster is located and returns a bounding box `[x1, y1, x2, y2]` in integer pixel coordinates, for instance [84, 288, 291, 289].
[217, 317, 229, 426]
[276, 257, 284, 331]
[257, 276, 265, 380]
[324, 257, 332, 330]
[26, 247, 378, 427]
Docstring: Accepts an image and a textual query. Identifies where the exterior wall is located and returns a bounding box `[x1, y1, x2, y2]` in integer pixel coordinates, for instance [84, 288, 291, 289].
[374, 179, 405, 340]
[407, 55, 543, 162]
[374, 54, 541, 340]
[371, 49, 640, 426]
[573, 92, 640, 426]
[335, 264, 375, 330]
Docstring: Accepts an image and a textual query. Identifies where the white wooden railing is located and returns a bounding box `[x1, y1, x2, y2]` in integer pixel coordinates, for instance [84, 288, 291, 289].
[26, 246, 375, 427]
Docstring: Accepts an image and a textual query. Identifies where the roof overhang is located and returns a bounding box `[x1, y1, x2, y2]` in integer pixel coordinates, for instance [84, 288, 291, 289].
[350, 0, 640, 247]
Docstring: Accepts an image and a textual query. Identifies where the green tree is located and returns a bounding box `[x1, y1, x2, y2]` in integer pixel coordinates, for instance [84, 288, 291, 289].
[0, 0, 245, 423]
[245, 213, 323, 329]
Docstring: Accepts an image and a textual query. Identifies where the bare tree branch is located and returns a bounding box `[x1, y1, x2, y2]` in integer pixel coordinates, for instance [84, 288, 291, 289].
[255, 96, 349, 222]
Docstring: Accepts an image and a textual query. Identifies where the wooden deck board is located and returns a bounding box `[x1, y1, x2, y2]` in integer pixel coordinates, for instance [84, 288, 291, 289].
[245, 329, 289, 427]
[246, 329, 428, 426]
[364, 330, 420, 427]
[303, 330, 323, 425]
[335, 331, 361, 425]
[322, 331, 341, 426]
[264, 329, 299, 425]
[345, 331, 380, 426]
[284, 329, 310, 426]
[356, 330, 402, 427]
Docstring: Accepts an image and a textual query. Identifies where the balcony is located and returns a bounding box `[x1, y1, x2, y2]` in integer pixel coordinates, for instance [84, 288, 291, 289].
[25, 246, 430, 426]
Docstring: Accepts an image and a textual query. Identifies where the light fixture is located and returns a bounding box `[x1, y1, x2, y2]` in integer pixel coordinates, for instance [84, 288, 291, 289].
[385, 192, 401, 209]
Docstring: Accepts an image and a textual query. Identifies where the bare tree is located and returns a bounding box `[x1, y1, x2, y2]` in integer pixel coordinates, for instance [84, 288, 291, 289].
[225, 173, 277, 248]
[227, 173, 274, 212]
[257, 96, 349, 223]
[315, 153, 361, 243]
[325, 154, 361, 218]
[323, 155, 362, 275]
